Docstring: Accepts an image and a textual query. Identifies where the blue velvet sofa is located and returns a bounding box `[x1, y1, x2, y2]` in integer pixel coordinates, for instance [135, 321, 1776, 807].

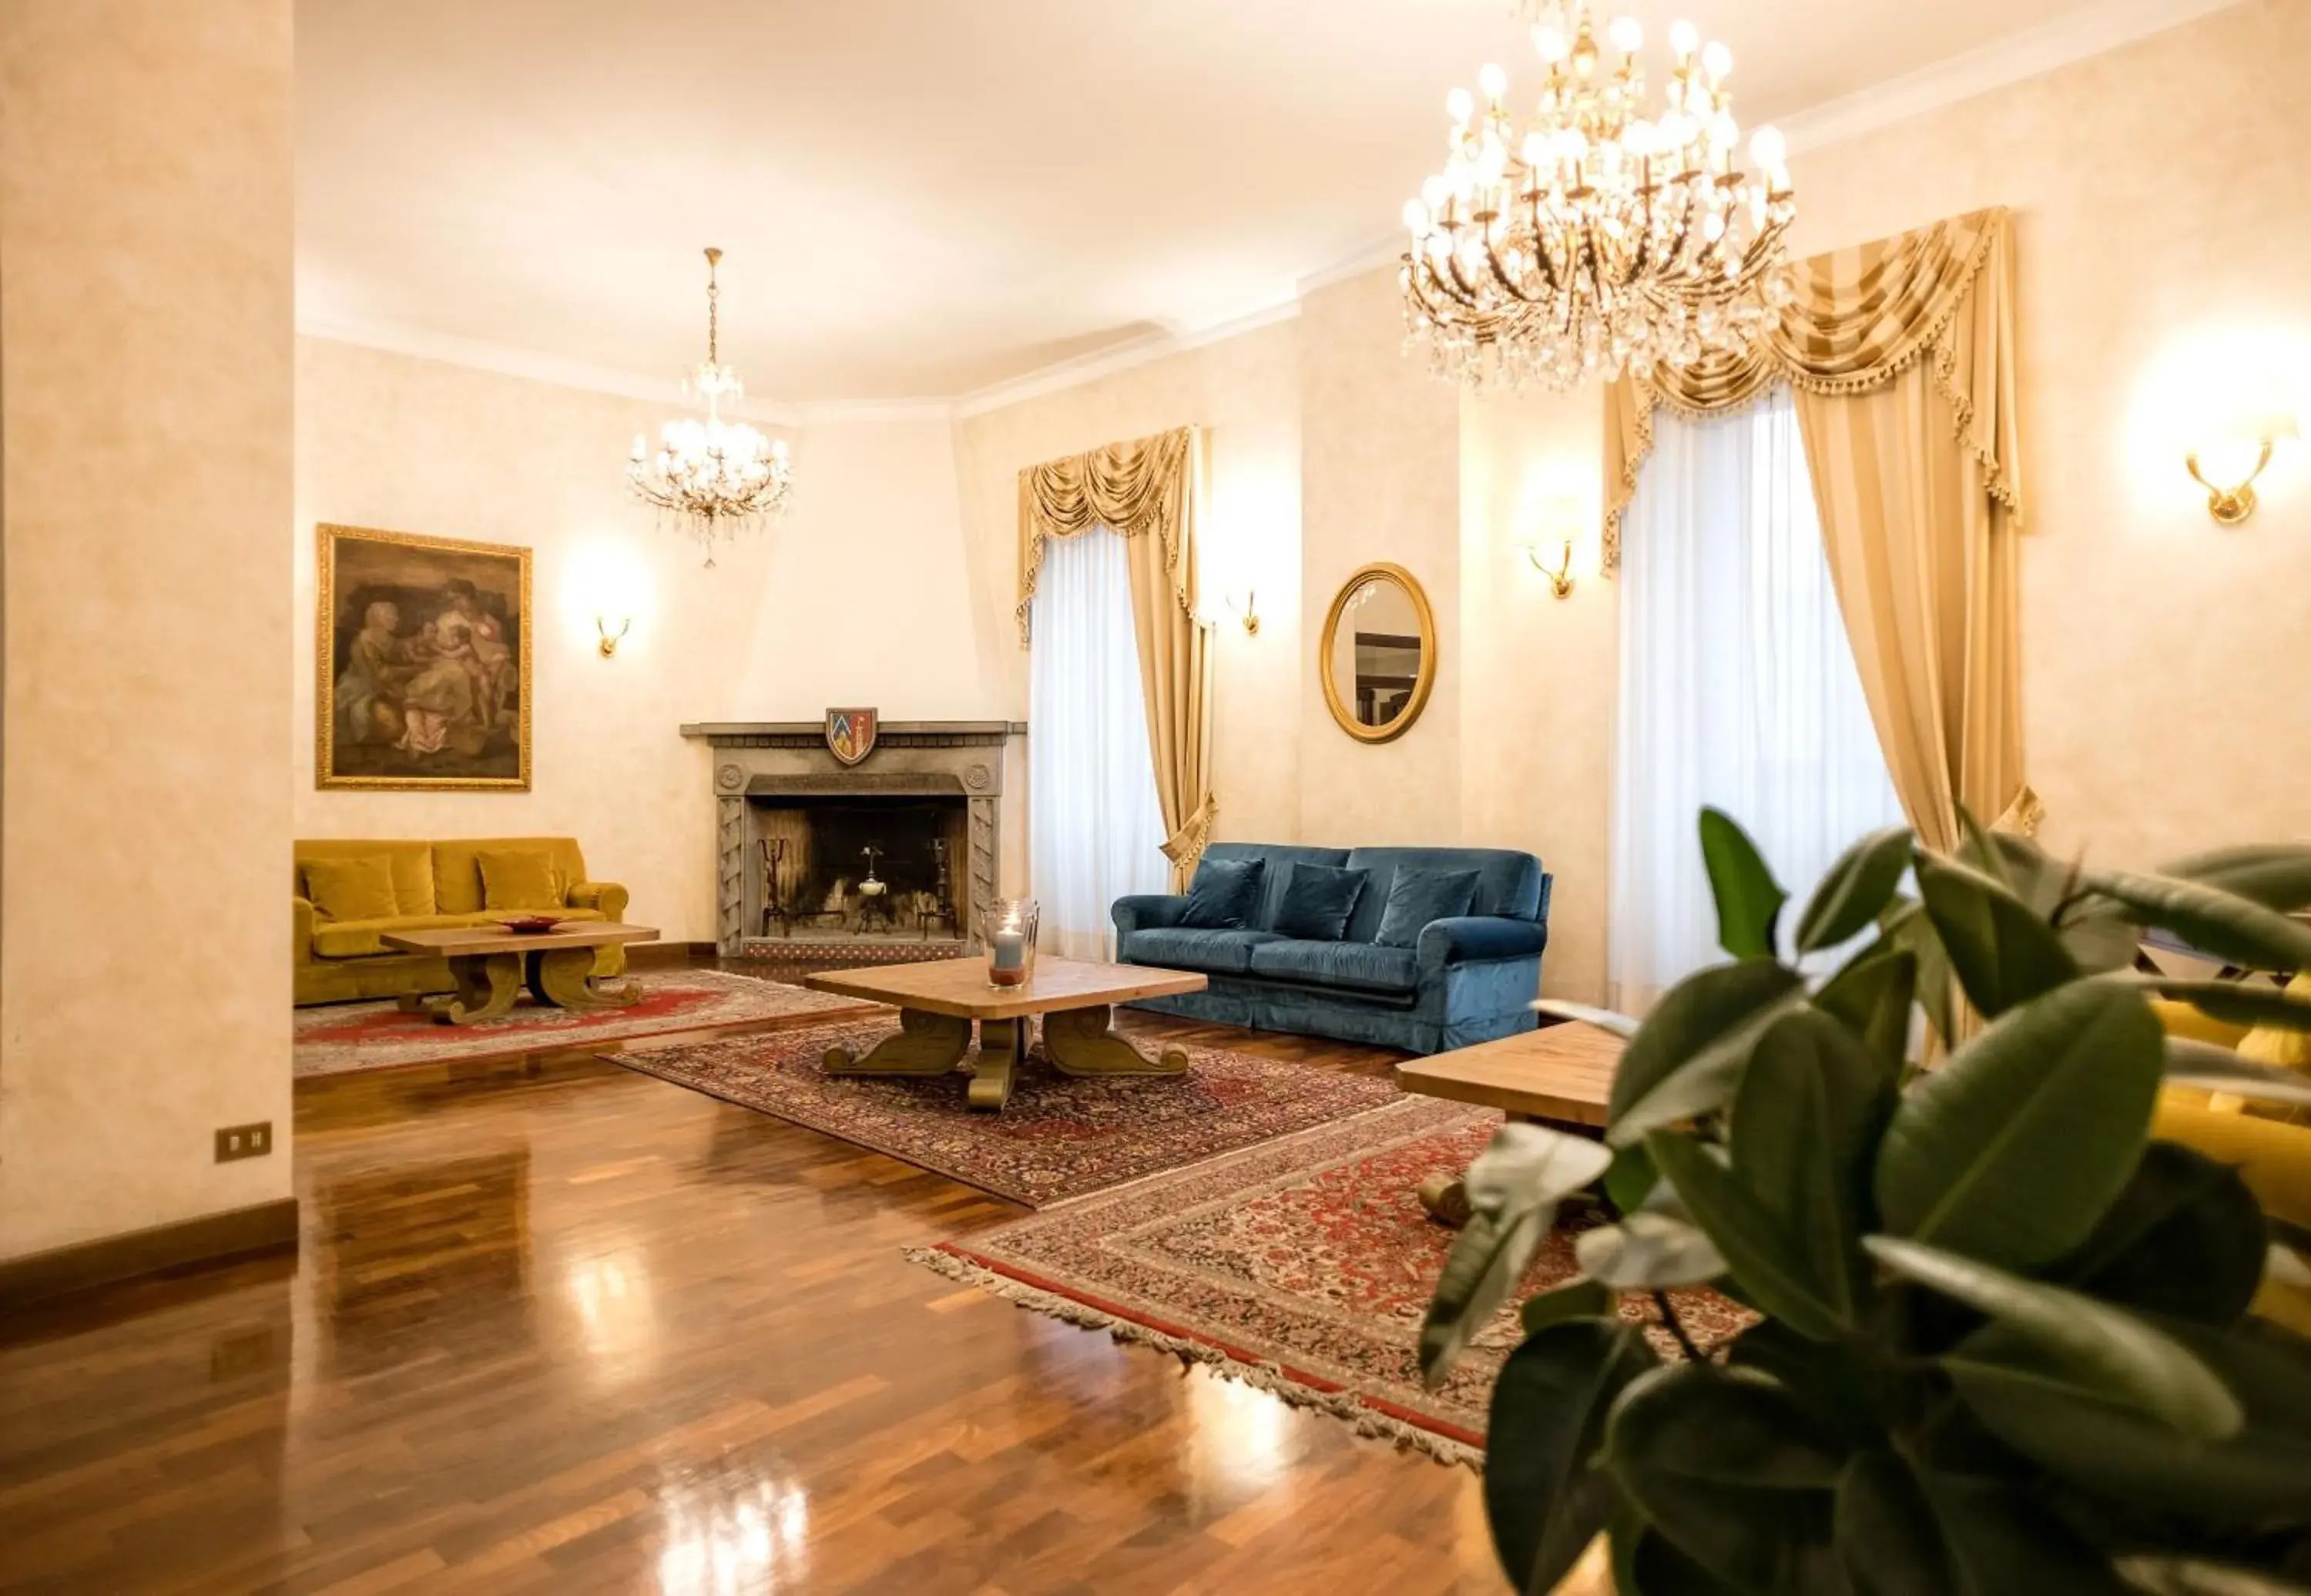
[1112, 842, 1551, 1054]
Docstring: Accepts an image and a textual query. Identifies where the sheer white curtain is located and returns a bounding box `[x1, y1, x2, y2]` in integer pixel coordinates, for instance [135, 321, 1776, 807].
[1608, 387, 1904, 1012]
[1029, 526, 1169, 961]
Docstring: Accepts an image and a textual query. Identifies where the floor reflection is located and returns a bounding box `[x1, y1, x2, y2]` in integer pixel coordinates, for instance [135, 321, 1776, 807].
[654, 1464, 810, 1594]
[558, 1240, 659, 1388]
[310, 1145, 533, 1376]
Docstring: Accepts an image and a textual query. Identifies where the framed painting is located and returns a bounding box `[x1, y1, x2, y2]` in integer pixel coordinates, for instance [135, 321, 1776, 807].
[316, 524, 532, 790]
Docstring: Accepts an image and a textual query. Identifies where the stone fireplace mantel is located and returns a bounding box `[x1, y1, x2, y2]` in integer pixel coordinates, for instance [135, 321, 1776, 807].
[680, 720, 1024, 956]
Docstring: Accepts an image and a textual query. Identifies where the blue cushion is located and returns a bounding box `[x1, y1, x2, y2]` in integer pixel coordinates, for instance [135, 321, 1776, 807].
[1271, 863, 1367, 941]
[1374, 867, 1481, 948]
[1122, 927, 1280, 976]
[1193, 843, 1355, 930]
[1341, 847, 1545, 940]
[1248, 937, 1420, 994]
[1179, 857, 1264, 929]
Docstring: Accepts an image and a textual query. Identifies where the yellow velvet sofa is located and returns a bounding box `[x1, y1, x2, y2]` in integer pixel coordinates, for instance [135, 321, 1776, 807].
[2152, 987, 2311, 1336]
[293, 837, 630, 1006]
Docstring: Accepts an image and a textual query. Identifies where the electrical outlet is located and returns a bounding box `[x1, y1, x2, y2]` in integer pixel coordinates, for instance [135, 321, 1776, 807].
[213, 1121, 273, 1162]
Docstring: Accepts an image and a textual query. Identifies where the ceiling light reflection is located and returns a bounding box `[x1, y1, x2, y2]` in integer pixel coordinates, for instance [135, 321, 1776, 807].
[656, 1477, 810, 1596]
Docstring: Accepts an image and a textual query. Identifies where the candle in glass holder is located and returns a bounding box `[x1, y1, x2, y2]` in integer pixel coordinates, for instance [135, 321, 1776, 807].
[982, 899, 1038, 988]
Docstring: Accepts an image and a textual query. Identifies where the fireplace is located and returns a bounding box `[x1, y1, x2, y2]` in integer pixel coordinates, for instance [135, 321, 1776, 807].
[680, 719, 1019, 962]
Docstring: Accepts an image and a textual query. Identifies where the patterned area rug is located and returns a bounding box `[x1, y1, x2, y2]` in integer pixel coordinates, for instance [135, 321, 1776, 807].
[909, 1097, 1749, 1465]
[612, 1018, 1403, 1207]
[294, 968, 867, 1077]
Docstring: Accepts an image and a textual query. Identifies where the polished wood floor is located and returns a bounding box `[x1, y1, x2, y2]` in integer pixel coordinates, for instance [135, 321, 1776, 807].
[0, 980, 1506, 1594]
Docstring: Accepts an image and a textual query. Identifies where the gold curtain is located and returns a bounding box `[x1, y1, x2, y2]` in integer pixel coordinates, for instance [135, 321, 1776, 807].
[1602, 206, 2026, 851]
[1018, 426, 1216, 887]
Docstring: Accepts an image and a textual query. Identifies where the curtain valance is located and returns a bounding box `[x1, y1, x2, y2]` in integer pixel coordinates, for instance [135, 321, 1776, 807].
[1016, 426, 1198, 646]
[1603, 206, 2021, 569]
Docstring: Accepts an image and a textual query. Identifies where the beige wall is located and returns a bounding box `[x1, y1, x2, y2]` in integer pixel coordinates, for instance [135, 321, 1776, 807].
[1, 0, 297, 1257]
[296, 340, 1022, 938]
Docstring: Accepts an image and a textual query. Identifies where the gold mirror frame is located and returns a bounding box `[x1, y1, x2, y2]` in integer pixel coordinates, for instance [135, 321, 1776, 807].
[1319, 561, 1437, 744]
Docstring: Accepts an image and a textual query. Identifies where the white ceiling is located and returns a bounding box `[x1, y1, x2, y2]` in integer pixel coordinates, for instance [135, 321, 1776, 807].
[297, 0, 2128, 404]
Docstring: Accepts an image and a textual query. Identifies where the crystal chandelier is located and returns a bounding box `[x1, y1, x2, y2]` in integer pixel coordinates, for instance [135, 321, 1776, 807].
[1399, 2, 1796, 391]
[628, 247, 793, 566]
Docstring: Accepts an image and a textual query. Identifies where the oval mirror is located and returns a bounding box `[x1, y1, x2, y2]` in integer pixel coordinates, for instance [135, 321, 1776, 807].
[1320, 562, 1437, 743]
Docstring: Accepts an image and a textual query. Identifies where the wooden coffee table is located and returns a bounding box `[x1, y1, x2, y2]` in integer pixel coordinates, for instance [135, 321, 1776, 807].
[803, 956, 1208, 1112]
[381, 923, 661, 1024]
[1395, 1020, 1624, 1223]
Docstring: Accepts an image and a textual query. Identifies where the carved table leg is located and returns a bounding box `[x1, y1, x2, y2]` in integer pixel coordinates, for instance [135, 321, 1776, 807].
[967, 1017, 1025, 1112]
[408, 952, 523, 1025]
[528, 946, 641, 1011]
[1041, 1004, 1189, 1078]
[822, 1008, 973, 1076]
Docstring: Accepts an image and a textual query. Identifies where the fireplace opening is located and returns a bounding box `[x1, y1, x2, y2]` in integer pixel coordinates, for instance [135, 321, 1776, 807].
[751, 794, 969, 940]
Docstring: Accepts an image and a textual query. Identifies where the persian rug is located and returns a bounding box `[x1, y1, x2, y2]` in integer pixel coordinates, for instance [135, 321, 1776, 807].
[294, 968, 867, 1077]
[908, 1096, 1749, 1465]
[611, 1018, 1403, 1207]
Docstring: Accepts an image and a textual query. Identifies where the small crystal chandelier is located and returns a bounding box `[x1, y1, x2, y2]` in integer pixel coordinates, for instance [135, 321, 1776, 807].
[1399, 2, 1796, 391]
[628, 247, 793, 567]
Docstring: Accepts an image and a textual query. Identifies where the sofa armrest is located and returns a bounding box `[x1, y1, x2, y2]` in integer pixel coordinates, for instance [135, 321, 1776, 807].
[292, 896, 317, 964]
[1417, 916, 1550, 971]
[1113, 894, 1189, 937]
[568, 880, 629, 921]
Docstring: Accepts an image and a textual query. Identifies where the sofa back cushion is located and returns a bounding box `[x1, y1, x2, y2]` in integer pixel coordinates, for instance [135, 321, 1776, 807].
[1373, 867, 1482, 948]
[303, 853, 402, 922]
[434, 837, 588, 914]
[1197, 843, 1353, 931]
[295, 839, 438, 917]
[478, 847, 569, 911]
[1341, 847, 1545, 940]
[1179, 856, 1266, 929]
[1271, 863, 1369, 941]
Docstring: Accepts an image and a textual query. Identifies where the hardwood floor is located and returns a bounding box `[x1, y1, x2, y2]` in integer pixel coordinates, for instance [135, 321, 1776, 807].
[0, 987, 1508, 1594]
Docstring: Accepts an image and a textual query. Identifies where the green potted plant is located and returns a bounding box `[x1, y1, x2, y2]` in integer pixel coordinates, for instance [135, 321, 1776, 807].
[1420, 810, 2311, 1594]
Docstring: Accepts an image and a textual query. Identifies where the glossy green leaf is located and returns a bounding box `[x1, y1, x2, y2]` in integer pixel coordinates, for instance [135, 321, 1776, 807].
[1914, 854, 2081, 1018]
[1866, 1236, 2243, 1440]
[1833, 1452, 1954, 1596]
[1481, 1322, 1657, 1596]
[2140, 978, 2311, 1032]
[1813, 947, 1920, 1073]
[1603, 1364, 1846, 1591]
[2056, 1141, 2267, 1328]
[2156, 843, 2311, 913]
[1608, 960, 1807, 1147]
[1948, 1317, 2311, 1525]
[1575, 1211, 1727, 1291]
[1620, 1529, 1749, 1596]
[1651, 1130, 1850, 1340]
[1903, 1464, 2135, 1596]
[1882, 897, 1960, 1044]
[1531, 998, 1640, 1039]
[1422, 1125, 1614, 1386]
[1726, 1321, 1883, 1451]
[1700, 808, 1789, 960]
[2084, 868, 2311, 974]
[1797, 826, 1917, 954]
[1520, 1276, 1614, 1336]
[1603, 1142, 1659, 1217]
[1874, 980, 2163, 1269]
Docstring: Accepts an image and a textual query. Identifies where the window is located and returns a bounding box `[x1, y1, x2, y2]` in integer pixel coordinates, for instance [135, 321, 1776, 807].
[1608, 387, 1904, 1011]
[1028, 527, 1168, 961]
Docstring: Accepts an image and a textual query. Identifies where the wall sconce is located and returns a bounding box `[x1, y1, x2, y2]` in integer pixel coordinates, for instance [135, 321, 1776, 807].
[596, 615, 632, 658]
[2187, 414, 2299, 525]
[1518, 540, 1577, 599]
[1223, 588, 1260, 635]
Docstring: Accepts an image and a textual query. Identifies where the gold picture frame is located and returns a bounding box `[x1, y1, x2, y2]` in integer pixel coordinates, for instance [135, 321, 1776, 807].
[316, 523, 532, 790]
[1319, 561, 1437, 745]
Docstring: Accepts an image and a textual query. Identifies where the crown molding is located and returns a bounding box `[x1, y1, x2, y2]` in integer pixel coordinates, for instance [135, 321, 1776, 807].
[1295, 233, 1406, 300]
[951, 295, 1302, 418]
[1778, 0, 2244, 152]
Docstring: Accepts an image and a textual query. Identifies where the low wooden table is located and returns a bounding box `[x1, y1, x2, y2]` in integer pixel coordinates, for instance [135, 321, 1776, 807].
[1394, 1020, 1624, 1223]
[381, 923, 662, 1025]
[803, 956, 1208, 1112]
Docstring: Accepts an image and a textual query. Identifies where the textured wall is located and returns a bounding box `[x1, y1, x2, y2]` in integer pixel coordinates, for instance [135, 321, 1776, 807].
[1, 0, 297, 1257]
[296, 339, 1019, 939]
